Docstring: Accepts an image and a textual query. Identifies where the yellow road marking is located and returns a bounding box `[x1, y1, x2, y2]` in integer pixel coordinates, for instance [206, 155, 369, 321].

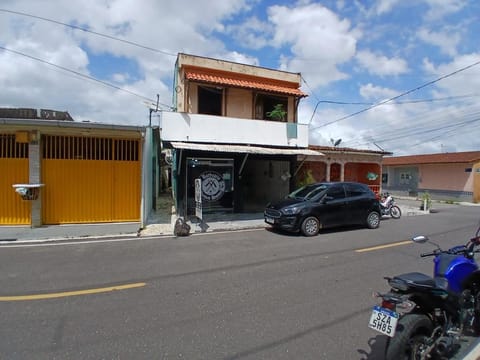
[0, 282, 146, 301]
[355, 240, 411, 253]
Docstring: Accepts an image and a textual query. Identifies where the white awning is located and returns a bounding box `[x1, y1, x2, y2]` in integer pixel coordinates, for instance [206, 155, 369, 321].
[169, 142, 324, 156]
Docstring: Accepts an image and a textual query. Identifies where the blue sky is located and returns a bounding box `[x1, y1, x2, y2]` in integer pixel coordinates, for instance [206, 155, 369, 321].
[1, 0, 479, 155]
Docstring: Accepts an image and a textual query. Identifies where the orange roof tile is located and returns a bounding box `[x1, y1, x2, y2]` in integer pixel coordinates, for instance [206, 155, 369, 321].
[383, 151, 480, 165]
[308, 145, 392, 156]
[185, 70, 307, 97]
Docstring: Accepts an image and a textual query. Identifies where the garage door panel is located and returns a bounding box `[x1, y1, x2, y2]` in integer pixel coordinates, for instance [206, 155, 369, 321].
[0, 158, 30, 224]
[113, 161, 141, 221]
[0, 134, 30, 225]
[42, 135, 140, 224]
[43, 159, 115, 224]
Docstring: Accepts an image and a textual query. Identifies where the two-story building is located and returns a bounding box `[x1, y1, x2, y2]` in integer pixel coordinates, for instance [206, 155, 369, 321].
[159, 53, 322, 219]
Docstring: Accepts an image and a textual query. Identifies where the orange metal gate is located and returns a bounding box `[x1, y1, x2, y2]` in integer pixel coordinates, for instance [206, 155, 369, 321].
[0, 134, 30, 225]
[42, 135, 141, 224]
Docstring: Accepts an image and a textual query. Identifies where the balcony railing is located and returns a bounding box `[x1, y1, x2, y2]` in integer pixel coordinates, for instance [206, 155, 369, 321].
[159, 111, 309, 148]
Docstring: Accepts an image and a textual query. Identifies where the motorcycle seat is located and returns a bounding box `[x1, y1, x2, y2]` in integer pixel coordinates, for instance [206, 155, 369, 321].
[393, 272, 436, 288]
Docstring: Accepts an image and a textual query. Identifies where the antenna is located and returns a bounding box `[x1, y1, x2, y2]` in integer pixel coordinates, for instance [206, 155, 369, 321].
[373, 142, 385, 152]
[147, 94, 160, 127]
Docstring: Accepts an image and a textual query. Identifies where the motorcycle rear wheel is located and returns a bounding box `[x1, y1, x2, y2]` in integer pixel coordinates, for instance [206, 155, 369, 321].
[390, 205, 402, 219]
[385, 314, 433, 360]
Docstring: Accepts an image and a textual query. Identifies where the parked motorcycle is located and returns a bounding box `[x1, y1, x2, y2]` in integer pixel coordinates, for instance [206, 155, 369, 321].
[368, 223, 480, 359]
[380, 192, 402, 219]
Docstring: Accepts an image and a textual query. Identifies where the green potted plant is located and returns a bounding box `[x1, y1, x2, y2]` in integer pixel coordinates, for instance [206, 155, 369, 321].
[266, 104, 287, 121]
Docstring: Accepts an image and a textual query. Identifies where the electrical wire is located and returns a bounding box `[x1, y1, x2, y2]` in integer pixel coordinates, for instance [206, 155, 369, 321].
[0, 8, 177, 57]
[0, 45, 173, 110]
[309, 59, 480, 131]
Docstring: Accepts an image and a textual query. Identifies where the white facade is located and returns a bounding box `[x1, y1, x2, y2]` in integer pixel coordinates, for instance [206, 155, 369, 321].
[159, 111, 309, 148]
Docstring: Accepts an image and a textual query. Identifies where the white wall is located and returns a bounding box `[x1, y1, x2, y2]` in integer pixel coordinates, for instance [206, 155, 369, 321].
[159, 111, 309, 148]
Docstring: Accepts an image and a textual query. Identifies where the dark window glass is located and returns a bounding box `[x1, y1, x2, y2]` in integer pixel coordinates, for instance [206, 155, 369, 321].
[198, 86, 222, 115]
[254, 93, 288, 121]
[327, 185, 346, 200]
[345, 183, 367, 197]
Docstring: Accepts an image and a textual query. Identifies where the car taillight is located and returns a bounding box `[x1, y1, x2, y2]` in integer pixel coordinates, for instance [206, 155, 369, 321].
[381, 299, 396, 310]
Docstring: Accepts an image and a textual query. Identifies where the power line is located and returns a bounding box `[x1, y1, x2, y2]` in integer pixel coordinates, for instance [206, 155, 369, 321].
[0, 8, 177, 57]
[0, 45, 173, 109]
[309, 59, 480, 131]
[343, 107, 480, 149]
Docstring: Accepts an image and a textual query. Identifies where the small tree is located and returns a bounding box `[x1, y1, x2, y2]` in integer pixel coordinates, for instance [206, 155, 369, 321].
[420, 192, 432, 211]
[266, 104, 287, 121]
[297, 169, 316, 188]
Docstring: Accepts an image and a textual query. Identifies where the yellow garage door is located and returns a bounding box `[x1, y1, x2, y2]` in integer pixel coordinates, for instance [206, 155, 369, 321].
[0, 134, 30, 225]
[42, 135, 141, 224]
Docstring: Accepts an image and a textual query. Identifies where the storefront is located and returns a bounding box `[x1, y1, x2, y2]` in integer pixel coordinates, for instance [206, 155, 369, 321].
[167, 142, 321, 220]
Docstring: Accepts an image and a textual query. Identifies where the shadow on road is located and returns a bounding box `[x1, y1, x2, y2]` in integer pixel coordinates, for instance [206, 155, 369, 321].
[357, 335, 387, 359]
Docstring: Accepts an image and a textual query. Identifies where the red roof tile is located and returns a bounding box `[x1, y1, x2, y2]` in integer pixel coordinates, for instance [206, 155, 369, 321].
[383, 151, 480, 165]
[308, 145, 392, 156]
[185, 70, 307, 97]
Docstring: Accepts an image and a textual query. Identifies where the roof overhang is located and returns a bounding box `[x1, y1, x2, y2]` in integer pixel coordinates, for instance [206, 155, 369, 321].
[184, 70, 307, 98]
[169, 142, 323, 156]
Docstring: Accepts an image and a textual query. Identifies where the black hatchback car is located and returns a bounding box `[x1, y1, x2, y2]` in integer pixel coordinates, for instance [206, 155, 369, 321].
[264, 182, 381, 236]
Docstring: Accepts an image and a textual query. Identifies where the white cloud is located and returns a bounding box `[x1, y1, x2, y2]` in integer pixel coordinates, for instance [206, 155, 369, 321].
[422, 54, 480, 96]
[267, 3, 359, 88]
[226, 16, 272, 50]
[359, 83, 399, 100]
[374, 0, 401, 15]
[423, 0, 467, 20]
[417, 28, 460, 56]
[356, 50, 409, 76]
[0, 0, 254, 125]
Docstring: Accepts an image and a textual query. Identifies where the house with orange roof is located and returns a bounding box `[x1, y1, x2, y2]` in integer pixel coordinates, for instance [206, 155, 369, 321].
[160, 53, 322, 219]
[382, 151, 480, 203]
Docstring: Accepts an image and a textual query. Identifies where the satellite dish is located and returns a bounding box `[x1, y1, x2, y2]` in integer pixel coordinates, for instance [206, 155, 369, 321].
[334, 139, 342, 147]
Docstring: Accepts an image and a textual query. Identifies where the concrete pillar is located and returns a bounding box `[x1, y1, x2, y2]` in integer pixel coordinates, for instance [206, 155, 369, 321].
[29, 131, 42, 227]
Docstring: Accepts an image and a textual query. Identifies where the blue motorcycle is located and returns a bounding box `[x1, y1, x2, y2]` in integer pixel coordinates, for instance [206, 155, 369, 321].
[369, 224, 480, 359]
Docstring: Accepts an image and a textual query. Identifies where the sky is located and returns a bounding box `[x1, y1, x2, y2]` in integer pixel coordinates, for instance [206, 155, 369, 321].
[1, 0, 479, 156]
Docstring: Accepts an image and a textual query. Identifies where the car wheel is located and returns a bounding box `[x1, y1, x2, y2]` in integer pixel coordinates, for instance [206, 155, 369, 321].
[301, 216, 320, 236]
[366, 211, 380, 229]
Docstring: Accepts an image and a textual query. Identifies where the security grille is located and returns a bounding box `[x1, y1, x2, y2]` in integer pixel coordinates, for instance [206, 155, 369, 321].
[0, 134, 28, 158]
[42, 135, 138, 161]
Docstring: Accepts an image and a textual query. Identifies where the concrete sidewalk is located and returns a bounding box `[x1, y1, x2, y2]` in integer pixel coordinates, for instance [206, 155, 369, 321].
[0, 199, 429, 243]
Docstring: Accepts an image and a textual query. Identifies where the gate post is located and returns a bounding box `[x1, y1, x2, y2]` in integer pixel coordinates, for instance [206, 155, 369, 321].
[29, 131, 42, 228]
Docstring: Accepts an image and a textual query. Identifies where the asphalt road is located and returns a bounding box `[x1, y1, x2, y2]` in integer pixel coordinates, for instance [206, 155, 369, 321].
[0, 203, 479, 359]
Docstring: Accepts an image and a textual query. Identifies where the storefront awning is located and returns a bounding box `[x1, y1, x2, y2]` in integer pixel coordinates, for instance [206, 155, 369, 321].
[169, 142, 324, 156]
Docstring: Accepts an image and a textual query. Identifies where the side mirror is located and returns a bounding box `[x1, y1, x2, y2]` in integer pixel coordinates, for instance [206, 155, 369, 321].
[412, 235, 429, 243]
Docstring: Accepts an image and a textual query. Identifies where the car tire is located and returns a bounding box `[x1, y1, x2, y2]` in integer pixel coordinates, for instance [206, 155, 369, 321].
[366, 211, 380, 229]
[301, 216, 320, 236]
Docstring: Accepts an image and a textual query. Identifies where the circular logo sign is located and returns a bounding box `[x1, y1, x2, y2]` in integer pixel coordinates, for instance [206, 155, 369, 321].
[200, 171, 226, 201]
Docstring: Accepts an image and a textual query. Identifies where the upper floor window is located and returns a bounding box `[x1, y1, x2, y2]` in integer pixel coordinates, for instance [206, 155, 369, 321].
[255, 93, 288, 122]
[198, 85, 223, 116]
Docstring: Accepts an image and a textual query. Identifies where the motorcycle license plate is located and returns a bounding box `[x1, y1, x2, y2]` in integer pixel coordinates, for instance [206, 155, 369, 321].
[368, 306, 398, 337]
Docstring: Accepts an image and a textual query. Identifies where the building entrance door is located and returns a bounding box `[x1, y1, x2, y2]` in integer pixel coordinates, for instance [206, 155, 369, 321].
[186, 158, 234, 216]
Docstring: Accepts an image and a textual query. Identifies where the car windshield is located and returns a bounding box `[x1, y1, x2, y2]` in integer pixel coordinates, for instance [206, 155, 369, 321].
[288, 184, 329, 200]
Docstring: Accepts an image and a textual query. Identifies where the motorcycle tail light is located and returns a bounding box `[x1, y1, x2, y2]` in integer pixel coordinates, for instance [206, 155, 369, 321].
[381, 299, 396, 310]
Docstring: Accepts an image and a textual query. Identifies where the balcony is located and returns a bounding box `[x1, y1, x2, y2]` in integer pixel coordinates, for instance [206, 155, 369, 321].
[159, 111, 309, 148]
